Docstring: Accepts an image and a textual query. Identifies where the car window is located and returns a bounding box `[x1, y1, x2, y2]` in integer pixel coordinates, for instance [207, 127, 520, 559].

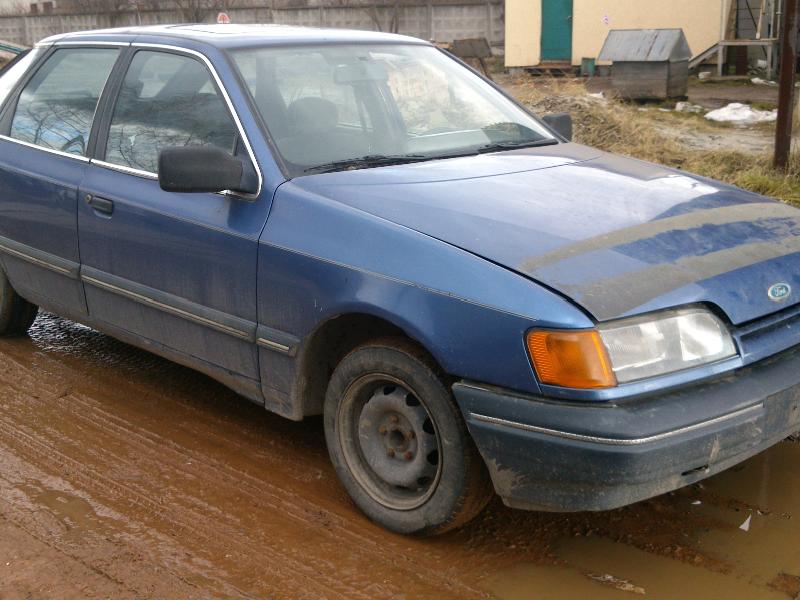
[232, 44, 554, 176]
[8, 48, 118, 156]
[379, 51, 495, 136]
[0, 49, 43, 109]
[105, 50, 237, 174]
[235, 49, 372, 139]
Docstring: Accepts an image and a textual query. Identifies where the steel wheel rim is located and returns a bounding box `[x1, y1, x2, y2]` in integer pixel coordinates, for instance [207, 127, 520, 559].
[337, 373, 443, 511]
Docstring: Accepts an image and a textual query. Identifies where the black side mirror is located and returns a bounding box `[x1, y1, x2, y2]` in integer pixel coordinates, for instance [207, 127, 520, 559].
[158, 146, 258, 195]
[542, 113, 573, 142]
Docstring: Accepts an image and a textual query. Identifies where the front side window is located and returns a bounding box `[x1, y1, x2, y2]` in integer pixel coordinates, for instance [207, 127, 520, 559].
[105, 51, 237, 174]
[9, 48, 118, 155]
[232, 44, 555, 176]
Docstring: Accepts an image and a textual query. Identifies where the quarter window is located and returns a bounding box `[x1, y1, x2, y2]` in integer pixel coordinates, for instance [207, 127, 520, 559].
[9, 48, 119, 156]
[0, 49, 43, 108]
[105, 51, 237, 174]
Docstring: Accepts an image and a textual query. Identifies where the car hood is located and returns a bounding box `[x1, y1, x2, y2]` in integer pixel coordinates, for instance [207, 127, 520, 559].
[293, 143, 800, 325]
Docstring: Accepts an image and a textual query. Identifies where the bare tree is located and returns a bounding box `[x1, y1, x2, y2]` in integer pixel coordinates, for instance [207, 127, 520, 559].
[69, 0, 126, 25]
[0, 1, 28, 16]
[363, 0, 401, 33]
[172, 0, 239, 24]
[327, 0, 409, 34]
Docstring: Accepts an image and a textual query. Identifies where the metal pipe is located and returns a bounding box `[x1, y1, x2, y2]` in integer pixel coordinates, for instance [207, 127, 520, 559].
[773, 0, 798, 169]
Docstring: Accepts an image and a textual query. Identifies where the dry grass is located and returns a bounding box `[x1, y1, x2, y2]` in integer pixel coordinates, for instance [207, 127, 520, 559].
[507, 79, 800, 206]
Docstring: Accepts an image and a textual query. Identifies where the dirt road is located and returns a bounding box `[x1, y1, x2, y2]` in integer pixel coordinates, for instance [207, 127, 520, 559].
[1, 314, 799, 599]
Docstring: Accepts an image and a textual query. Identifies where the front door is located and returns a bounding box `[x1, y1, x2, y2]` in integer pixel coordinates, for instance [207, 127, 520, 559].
[78, 47, 269, 386]
[541, 0, 573, 62]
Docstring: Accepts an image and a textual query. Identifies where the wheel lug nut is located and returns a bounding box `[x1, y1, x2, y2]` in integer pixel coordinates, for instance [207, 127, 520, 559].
[387, 449, 395, 457]
[379, 426, 387, 435]
[404, 451, 413, 461]
[406, 431, 415, 440]
[389, 415, 399, 424]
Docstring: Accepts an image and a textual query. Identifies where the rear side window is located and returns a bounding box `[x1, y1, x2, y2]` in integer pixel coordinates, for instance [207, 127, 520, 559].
[104, 51, 237, 174]
[9, 48, 119, 156]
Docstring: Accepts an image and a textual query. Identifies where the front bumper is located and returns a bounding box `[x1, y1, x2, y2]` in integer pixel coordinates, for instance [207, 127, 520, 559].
[453, 346, 800, 512]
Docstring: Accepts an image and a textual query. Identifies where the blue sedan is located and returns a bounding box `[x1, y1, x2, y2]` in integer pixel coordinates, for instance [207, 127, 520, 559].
[0, 25, 798, 535]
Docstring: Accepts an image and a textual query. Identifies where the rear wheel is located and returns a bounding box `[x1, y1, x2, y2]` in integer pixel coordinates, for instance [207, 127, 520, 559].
[324, 339, 493, 535]
[0, 270, 38, 336]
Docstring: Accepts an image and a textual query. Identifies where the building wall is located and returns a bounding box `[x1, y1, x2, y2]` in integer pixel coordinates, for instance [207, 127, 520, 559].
[506, 0, 734, 67]
[505, 0, 542, 66]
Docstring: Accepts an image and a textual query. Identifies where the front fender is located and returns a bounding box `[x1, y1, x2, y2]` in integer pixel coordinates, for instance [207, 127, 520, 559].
[256, 183, 592, 417]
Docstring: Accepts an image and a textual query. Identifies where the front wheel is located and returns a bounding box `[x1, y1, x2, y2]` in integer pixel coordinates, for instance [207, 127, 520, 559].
[324, 339, 493, 535]
[0, 270, 38, 337]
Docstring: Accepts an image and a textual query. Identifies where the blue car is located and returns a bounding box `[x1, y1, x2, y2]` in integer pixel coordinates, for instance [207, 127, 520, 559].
[0, 25, 798, 535]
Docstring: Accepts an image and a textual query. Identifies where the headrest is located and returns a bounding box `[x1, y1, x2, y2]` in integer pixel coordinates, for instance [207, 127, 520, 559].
[287, 97, 339, 134]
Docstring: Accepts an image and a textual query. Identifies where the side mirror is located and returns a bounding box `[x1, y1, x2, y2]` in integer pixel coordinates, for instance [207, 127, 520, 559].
[158, 146, 258, 195]
[542, 113, 573, 142]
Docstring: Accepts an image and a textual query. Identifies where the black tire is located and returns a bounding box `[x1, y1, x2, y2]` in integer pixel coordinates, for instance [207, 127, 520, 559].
[324, 338, 493, 535]
[0, 270, 38, 337]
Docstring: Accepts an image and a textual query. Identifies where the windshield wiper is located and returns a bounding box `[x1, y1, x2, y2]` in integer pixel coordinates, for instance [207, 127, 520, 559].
[303, 140, 559, 174]
[304, 154, 431, 174]
[476, 139, 559, 153]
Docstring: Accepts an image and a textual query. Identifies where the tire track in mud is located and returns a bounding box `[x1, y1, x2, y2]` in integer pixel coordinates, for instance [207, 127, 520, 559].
[0, 385, 419, 599]
[0, 444, 221, 599]
[0, 415, 414, 600]
[0, 316, 493, 599]
[0, 421, 269, 599]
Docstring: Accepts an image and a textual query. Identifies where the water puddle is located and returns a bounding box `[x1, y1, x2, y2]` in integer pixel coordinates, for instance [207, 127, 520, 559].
[485, 442, 800, 599]
[15, 481, 132, 543]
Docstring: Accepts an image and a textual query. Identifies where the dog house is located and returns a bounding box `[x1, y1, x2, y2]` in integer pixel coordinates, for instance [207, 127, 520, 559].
[598, 29, 692, 100]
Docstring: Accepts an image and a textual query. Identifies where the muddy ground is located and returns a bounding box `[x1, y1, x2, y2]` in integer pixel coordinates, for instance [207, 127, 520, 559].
[1, 313, 799, 599]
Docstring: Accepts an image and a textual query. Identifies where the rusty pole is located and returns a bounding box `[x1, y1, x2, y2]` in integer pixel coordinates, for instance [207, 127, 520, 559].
[774, 0, 799, 170]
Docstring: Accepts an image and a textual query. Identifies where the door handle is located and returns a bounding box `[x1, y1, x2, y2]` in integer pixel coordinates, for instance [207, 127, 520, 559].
[85, 194, 114, 215]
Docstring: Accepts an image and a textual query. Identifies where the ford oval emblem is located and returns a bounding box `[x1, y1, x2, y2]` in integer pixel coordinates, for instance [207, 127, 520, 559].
[768, 283, 791, 302]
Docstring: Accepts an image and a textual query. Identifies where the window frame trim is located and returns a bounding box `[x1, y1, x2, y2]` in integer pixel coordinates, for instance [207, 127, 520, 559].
[0, 43, 126, 162]
[92, 42, 263, 199]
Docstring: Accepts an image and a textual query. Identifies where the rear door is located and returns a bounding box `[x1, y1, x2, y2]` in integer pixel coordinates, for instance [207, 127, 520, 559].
[78, 46, 268, 387]
[0, 45, 121, 317]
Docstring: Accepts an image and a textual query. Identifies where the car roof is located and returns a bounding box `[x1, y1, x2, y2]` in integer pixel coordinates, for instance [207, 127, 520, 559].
[37, 24, 430, 50]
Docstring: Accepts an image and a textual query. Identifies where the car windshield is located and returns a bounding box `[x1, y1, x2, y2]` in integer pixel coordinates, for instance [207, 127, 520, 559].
[231, 43, 556, 176]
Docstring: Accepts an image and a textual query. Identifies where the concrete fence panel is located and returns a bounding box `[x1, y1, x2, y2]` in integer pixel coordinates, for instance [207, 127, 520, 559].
[0, 0, 503, 48]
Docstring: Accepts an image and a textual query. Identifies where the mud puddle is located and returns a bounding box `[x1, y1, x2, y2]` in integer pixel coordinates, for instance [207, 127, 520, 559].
[485, 443, 800, 600]
[1, 313, 799, 599]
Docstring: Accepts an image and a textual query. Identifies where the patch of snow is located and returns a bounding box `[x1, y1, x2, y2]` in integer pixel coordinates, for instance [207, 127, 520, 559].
[675, 102, 704, 114]
[588, 573, 646, 595]
[705, 103, 777, 125]
[751, 77, 777, 86]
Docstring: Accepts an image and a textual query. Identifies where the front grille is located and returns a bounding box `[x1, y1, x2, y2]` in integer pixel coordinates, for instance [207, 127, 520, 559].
[734, 302, 800, 365]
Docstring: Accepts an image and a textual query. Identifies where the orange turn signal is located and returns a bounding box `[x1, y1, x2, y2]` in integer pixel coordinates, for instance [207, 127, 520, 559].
[527, 330, 617, 389]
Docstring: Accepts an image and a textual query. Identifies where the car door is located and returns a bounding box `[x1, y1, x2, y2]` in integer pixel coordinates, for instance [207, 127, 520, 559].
[78, 46, 269, 389]
[0, 45, 121, 318]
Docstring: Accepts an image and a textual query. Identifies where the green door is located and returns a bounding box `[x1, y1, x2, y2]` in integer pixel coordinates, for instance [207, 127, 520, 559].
[541, 0, 573, 62]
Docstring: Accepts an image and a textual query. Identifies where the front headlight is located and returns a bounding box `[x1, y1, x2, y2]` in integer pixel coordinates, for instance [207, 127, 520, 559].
[598, 308, 737, 383]
[527, 308, 737, 389]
